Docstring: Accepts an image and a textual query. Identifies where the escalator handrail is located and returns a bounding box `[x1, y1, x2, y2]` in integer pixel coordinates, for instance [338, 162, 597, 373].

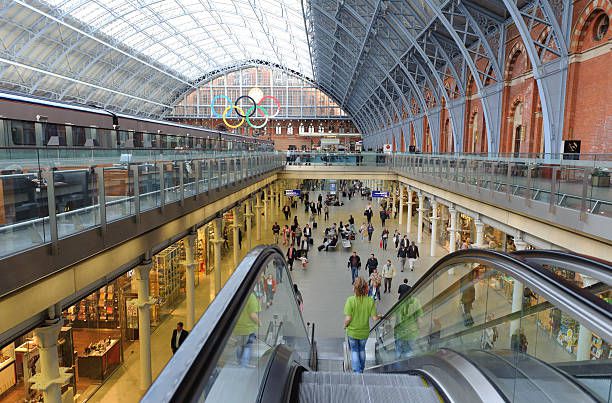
[369, 249, 611, 341]
[142, 245, 305, 403]
[512, 249, 612, 286]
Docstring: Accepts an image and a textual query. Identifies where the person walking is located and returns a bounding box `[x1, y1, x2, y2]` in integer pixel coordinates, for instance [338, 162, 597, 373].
[295, 225, 303, 247]
[348, 215, 355, 233]
[366, 254, 379, 276]
[381, 228, 389, 250]
[272, 222, 280, 244]
[366, 223, 374, 243]
[400, 235, 410, 249]
[282, 204, 291, 221]
[347, 251, 362, 285]
[300, 237, 309, 259]
[294, 284, 304, 312]
[398, 278, 411, 300]
[170, 322, 189, 354]
[317, 201, 322, 216]
[359, 223, 366, 240]
[282, 225, 289, 246]
[303, 224, 312, 242]
[381, 259, 396, 294]
[397, 244, 408, 272]
[344, 277, 381, 373]
[369, 269, 382, 301]
[323, 205, 329, 221]
[379, 209, 388, 227]
[407, 241, 419, 271]
[286, 245, 297, 271]
[364, 206, 373, 224]
[393, 230, 400, 249]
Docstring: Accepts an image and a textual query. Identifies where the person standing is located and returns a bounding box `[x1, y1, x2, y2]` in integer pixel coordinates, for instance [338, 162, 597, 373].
[381, 228, 389, 250]
[234, 292, 260, 367]
[366, 223, 374, 243]
[381, 259, 396, 294]
[397, 244, 408, 272]
[286, 245, 297, 271]
[366, 254, 379, 276]
[170, 322, 189, 354]
[393, 294, 423, 359]
[282, 204, 291, 221]
[318, 193, 323, 204]
[347, 251, 362, 285]
[323, 205, 329, 221]
[272, 222, 280, 244]
[407, 241, 419, 271]
[344, 277, 381, 373]
[317, 201, 322, 216]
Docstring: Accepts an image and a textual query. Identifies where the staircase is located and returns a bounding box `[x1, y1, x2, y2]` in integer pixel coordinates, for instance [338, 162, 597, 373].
[298, 371, 441, 403]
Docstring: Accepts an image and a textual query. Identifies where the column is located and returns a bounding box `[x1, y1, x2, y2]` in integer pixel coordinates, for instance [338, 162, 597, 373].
[448, 207, 458, 253]
[406, 188, 413, 235]
[417, 193, 425, 243]
[430, 200, 439, 257]
[474, 219, 485, 248]
[232, 206, 240, 266]
[392, 183, 397, 219]
[398, 185, 404, 226]
[576, 325, 593, 361]
[182, 232, 197, 331]
[31, 319, 71, 403]
[212, 217, 223, 295]
[255, 192, 263, 241]
[135, 258, 153, 390]
[245, 199, 254, 250]
[509, 238, 529, 337]
[263, 187, 269, 224]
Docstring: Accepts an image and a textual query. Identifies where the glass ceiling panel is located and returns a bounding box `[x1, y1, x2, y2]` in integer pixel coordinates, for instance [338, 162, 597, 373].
[44, 0, 313, 79]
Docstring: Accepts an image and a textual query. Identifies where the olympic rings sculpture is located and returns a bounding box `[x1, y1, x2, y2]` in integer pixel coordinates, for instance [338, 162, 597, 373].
[211, 95, 281, 129]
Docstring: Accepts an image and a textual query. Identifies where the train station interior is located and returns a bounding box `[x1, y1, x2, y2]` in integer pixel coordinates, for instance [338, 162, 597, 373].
[0, 0, 610, 402]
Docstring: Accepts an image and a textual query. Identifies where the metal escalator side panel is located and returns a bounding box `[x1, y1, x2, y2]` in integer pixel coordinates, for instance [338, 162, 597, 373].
[142, 245, 311, 403]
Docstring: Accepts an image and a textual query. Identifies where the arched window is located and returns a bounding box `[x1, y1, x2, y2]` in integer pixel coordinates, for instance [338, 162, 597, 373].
[287, 124, 293, 135]
[471, 113, 479, 153]
[594, 13, 609, 41]
[512, 102, 523, 157]
[308, 124, 314, 133]
[275, 125, 282, 135]
[299, 123, 305, 134]
[318, 124, 324, 133]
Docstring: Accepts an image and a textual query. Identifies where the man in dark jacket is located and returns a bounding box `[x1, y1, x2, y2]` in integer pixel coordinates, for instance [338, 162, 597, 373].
[380, 209, 388, 227]
[397, 279, 411, 300]
[364, 207, 373, 224]
[287, 246, 297, 271]
[407, 241, 419, 271]
[347, 252, 361, 284]
[171, 322, 189, 354]
[366, 254, 379, 276]
[397, 245, 408, 272]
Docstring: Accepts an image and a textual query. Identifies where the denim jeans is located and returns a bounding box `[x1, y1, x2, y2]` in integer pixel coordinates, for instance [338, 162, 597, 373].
[236, 333, 256, 367]
[348, 336, 367, 373]
[350, 267, 359, 284]
[395, 339, 413, 360]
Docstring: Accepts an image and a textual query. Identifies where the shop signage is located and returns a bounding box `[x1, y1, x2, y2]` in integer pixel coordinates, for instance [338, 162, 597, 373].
[329, 183, 337, 194]
[285, 189, 301, 197]
[372, 191, 390, 198]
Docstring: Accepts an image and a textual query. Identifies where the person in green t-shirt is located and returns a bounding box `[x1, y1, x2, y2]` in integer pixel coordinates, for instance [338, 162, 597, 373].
[393, 295, 423, 359]
[344, 277, 381, 373]
[234, 292, 261, 367]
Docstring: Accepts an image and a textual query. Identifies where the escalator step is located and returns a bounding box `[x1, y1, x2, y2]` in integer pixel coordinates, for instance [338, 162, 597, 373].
[298, 384, 440, 403]
[301, 371, 425, 387]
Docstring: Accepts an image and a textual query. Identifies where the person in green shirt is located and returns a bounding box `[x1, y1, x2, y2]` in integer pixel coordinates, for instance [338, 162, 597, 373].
[393, 295, 423, 359]
[344, 277, 381, 373]
[234, 292, 261, 367]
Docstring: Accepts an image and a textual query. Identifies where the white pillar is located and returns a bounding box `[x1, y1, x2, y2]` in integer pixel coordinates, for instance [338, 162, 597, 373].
[31, 320, 69, 403]
[430, 200, 439, 257]
[417, 193, 425, 244]
[232, 207, 240, 266]
[135, 258, 153, 390]
[182, 232, 197, 330]
[509, 239, 528, 337]
[448, 207, 458, 253]
[255, 192, 263, 241]
[576, 325, 593, 361]
[392, 183, 397, 219]
[245, 199, 254, 250]
[406, 188, 413, 235]
[474, 220, 485, 248]
[398, 185, 404, 226]
[212, 217, 223, 295]
[263, 187, 269, 224]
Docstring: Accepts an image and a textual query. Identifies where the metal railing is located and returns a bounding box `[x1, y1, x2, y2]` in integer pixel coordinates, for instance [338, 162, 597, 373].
[0, 150, 284, 258]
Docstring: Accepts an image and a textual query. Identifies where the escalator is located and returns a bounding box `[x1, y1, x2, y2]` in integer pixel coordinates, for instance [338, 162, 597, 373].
[142, 246, 611, 403]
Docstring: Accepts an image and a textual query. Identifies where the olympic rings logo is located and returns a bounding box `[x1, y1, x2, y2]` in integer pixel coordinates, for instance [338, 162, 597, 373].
[211, 95, 281, 129]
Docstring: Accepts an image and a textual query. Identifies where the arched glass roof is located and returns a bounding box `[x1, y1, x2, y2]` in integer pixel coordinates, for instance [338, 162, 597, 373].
[44, 0, 313, 79]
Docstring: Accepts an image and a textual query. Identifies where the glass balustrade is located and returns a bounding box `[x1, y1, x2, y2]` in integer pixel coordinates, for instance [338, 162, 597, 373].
[0, 149, 283, 258]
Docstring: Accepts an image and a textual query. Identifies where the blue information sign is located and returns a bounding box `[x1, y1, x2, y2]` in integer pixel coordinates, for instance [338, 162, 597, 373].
[285, 189, 301, 197]
[371, 191, 390, 198]
[329, 183, 337, 193]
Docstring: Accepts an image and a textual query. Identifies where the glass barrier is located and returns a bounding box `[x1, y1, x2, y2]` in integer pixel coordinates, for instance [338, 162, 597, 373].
[201, 252, 310, 402]
[371, 256, 611, 402]
[0, 151, 283, 258]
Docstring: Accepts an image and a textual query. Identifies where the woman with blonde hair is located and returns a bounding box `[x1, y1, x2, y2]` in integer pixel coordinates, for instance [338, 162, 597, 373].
[344, 277, 381, 373]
